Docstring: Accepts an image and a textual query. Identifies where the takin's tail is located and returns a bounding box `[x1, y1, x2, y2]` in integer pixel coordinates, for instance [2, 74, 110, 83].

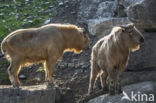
[1, 40, 8, 58]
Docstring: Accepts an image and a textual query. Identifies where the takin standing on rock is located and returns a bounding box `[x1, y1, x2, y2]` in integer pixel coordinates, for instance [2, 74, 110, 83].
[1, 23, 90, 88]
[88, 23, 144, 95]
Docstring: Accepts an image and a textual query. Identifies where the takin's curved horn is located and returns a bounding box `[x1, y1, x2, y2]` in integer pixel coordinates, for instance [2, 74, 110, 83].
[119, 23, 134, 29]
[78, 21, 89, 32]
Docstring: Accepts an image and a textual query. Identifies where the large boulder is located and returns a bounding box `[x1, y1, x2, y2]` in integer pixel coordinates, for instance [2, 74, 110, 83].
[88, 17, 130, 37]
[127, 0, 156, 30]
[95, 71, 156, 92]
[113, 0, 143, 17]
[121, 71, 156, 86]
[0, 85, 56, 103]
[88, 81, 156, 103]
[77, 0, 116, 22]
[115, 0, 143, 8]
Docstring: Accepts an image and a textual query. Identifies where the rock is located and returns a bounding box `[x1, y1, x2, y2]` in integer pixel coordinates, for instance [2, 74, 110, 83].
[77, 0, 116, 22]
[44, 19, 51, 25]
[95, 1, 115, 18]
[116, 0, 143, 8]
[19, 74, 27, 79]
[127, 32, 156, 71]
[68, 63, 75, 68]
[0, 85, 56, 103]
[121, 71, 156, 86]
[96, 71, 156, 91]
[48, 6, 54, 9]
[58, 2, 64, 6]
[127, 0, 156, 30]
[113, 0, 143, 17]
[88, 81, 156, 103]
[88, 17, 130, 37]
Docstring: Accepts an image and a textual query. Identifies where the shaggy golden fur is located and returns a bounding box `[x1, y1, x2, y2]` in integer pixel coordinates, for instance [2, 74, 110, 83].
[1, 23, 90, 88]
[88, 23, 144, 95]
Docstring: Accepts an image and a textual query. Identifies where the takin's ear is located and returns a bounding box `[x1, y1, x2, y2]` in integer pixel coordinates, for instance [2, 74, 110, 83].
[120, 23, 134, 32]
[79, 27, 88, 35]
[78, 22, 89, 34]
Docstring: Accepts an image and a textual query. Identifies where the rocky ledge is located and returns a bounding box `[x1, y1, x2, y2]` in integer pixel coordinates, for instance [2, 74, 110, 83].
[0, 85, 56, 103]
[88, 81, 156, 103]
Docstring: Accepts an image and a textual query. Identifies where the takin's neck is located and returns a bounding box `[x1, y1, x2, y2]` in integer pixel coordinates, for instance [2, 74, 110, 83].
[61, 29, 83, 54]
[113, 33, 130, 55]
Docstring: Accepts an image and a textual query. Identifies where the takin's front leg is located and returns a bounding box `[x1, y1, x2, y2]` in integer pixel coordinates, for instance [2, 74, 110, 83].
[100, 70, 108, 92]
[8, 58, 21, 88]
[108, 68, 116, 95]
[116, 65, 126, 94]
[88, 62, 100, 95]
[44, 59, 56, 87]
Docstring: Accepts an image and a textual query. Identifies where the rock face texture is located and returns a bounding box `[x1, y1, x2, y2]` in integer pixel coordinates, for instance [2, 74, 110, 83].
[127, 32, 156, 71]
[78, 0, 116, 21]
[88, 17, 130, 37]
[127, 0, 156, 30]
[0, 85, 56, 103]
[88, 82, 156, 103]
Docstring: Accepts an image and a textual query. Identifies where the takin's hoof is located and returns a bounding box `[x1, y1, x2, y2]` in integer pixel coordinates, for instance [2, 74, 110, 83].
[102, 87, 109, 92]
[109, 90, 115, 96]
[88, 91, 93, 96]
[12, 85, 20, 89]
[45, 82, 55, 88]
[116, 89, 122, 94]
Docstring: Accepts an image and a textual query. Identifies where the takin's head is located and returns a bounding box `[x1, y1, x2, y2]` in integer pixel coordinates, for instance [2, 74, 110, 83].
[120, 23, 144, 52]
[78, 27, 90, 51]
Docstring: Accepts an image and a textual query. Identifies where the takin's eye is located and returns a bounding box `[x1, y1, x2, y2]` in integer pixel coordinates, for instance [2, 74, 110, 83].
[83, 34, 88, 38]
[127, 28, 134, 35]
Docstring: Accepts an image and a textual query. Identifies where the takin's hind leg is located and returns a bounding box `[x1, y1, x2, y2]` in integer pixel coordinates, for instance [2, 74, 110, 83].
[100, 70, 108, 92]
[88, 62, 100, 95]
[44, 59, 56, 87]
[8, 58, 22, 88]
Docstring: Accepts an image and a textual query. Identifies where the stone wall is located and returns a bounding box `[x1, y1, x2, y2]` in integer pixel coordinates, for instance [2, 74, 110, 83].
[0, 85, 56, 103]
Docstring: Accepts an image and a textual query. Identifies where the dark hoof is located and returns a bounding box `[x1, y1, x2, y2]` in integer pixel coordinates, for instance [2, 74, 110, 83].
[102, 87, 109, 92]
[109, 90, 115, 95]
[117, 89, 122, 94]
[12, 85, 20, 90]
[46, 82, 54, 88]
[88, 91, 93, 96]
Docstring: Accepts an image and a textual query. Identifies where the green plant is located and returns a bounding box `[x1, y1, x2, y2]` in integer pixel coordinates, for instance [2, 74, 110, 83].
[38, 66, 45, 73]
[0, 60, 9, 67]
[0, 72, 8, 80]
[0, 0, 58, 39]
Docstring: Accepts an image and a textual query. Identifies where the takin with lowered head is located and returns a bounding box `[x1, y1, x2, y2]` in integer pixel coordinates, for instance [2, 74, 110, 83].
[1, 23, 90, 88]
[88, 23, 144, 95]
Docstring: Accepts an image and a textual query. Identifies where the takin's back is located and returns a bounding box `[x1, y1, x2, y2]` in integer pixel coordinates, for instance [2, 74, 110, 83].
[1, 25, 64, 58]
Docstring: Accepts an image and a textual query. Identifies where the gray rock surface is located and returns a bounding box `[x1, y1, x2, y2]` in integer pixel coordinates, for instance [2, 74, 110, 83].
[121, 71, 156, 86]
[96, 71, 156, 91]
[0, 85, 56, 103]
[116, 0, 143, 8]
[95, 1, 115, 18]
[77, 0, 116, 22]
[88, 81, 156, 103]
[127, 32, 156, 71]
[88, 17, 130, 37]
[127, 0, 156, 30]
